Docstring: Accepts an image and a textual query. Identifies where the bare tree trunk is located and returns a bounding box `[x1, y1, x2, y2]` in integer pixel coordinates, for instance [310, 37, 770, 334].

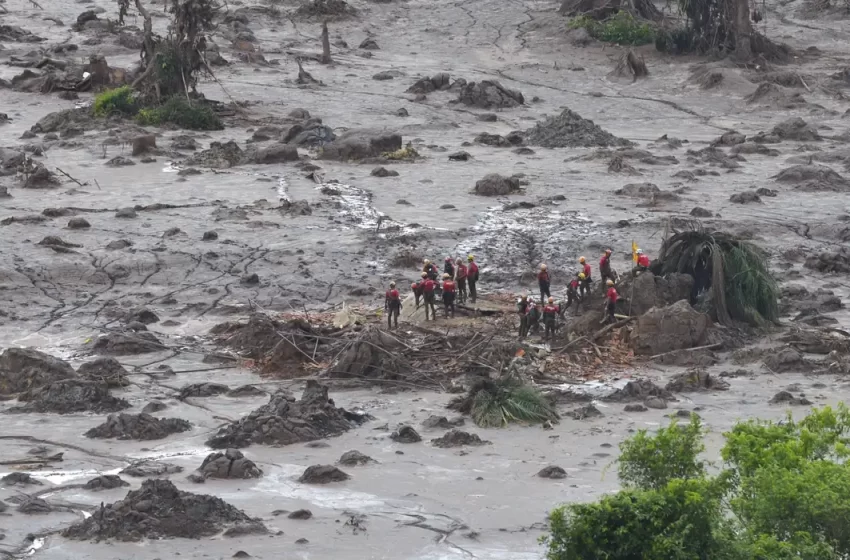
[731, 0, 753, 60]
[320, 21, 332, 64]
[134, 0, 155, 65]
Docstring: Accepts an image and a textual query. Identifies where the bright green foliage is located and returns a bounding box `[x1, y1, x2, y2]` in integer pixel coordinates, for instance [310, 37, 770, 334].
[93, 86, 137, 117]
[136, 97, 223, 131]
[544, 407, 850, 560]
[471, 380, 556, 428]
[568, 11, 656, 46]
[618, 415, 706, 489]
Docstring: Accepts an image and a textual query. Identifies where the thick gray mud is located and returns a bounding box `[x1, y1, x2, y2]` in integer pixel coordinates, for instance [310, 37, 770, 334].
[2, 0, 850, 557]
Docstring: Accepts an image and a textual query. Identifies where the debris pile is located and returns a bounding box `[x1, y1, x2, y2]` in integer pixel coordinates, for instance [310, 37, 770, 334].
[632, 300, 712, 355]
[120, 459, 183, 477]
[84, 475, 130, 491]
[84, 413, 191, 440]
[456, 80, 524, 109]
[206, 381, 366, 448]
[8, 379, 130, 414]
[195, 449, 263, 480]
[524, 108, 631, 148]
[665, 369, 729, 392]
[0, 347, 77, 395]
[326, 326, 404, 379]
[431, 429, 490, 448]
[178, 383, 230, 400]
[63, 479, 265, 541]
[76, 357, 130, 387]
[92, 332, 165, 355]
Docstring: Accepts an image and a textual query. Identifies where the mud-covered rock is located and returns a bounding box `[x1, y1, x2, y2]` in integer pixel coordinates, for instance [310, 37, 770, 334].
[171, 135, 200, 151]
[85, 413, 191, 440]
[421, 415, 465, 429]
[537, 466, 567, 479]
[18, 497, 52, 514]
[178, 382, 230, 400]
[665, 369, 729, 392]
[804, 247, 850, 273]
[448, 151, 472, 161]
[247, 143, 299, 164]
[295, 0, 358, 20]
[197, 449, 262, 480]
[76, 357, 130, 387]
[567, 404, 603, 420]
[142, 400, 167, 413]
[63, 479, 264, 541]
[644, 397, 668, 409]
[524, 108, 630, 148]
[338, 450, 376, 466]
[691, 206, 713, 218]
[604, 380, 673, 402]
[730, 190, 762, 204]
[227, 385, 267, 397]
[326, 326, 405, 379]
[92, 332, 165, 355]
[624, 404, 648, 412]
[431, 429, 490, 448]
[84, 475, 129, 491]
[769, 391, 813, 405]
[207, 381, 365, 449]
[772, 117, 821, 142]
[406, 73, 452, 94]
[8, 379, 130, 414]
[763, 347, 813, 372]
[0, 347, 77, 395]
[125, 307, 159, 325]
[288, 509, 312, 520]
[457, 80, 523, 109]
[633, 300, 712, 355]
[318, 129, 402, 161]
[474, 173, 521, 196]
[298, 464, 350, 484]
[619, 272, 693, 318]
[371, 166, 399, 177]
[186, 140, 244, 169]
[774, 164, 850, 192]
[390, 425, 421, 443]
[67, 217, 91, 229]
[120, 459, 183, 477]
[1, 472, 43, 486]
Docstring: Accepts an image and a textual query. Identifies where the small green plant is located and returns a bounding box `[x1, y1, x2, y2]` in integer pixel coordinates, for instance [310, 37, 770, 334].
[568, 11, 656, 45]
[136, 97, 223, 131]
[93, 86, 138, 117]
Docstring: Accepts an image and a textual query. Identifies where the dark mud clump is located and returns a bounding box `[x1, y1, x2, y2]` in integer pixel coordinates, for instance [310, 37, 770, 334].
[665, 369, 730, 392]
[804, 248, 850, 273]
[431, 429, 490, 448]
[391, 425, 422, 443]
[295, 0, 358, 20]
[772, 117, 821, 142]
[7, 380, 130, 414]
[763, 347, 814, 373]
[207, 381, 365, 449]
[774, 165, 850, 192]
[0, 472, 43, 486]
[298, 465, 350, 484]
[227, 385, 268, 397]
[18, 497, 52, 514]
[524, 108, 631, 148]
[456, 80, 524, 109]
[186, 141, 244, 169]
[474, 173, 521, 196]
[769, 391, 813, 406]
[92, 332, 165, 355]
[730, 190, 762, 204]
[318, 130, 402, 161]
[85, 475, 130, 491]
[142, 400, 167, 413]
[338, 450, 376, 466]
[63, 479, 264, 541]
[421, 415, 465, 429]
[0, 347, 77, 395]
[406, 73, 452, 94]
[76, 357, 130, 387]
[121, 459, 183, 477]
[178, 382, 230, 400]
[633, 300, 712, 355]
[288, 509, 313, 520]
[604, 379, 673, 402]
[537, 466, 567, 479]
[196, 449, 263, 480]
[566, 404, 603, 420]
[85, 413, 191, 440]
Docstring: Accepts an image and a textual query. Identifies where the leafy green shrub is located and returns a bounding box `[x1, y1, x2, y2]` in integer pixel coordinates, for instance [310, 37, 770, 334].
[618, 414, 706, 489]
[93, 86, 138, 117]
[447, 378, 558, 428]
[569, 11, 656, 46]
[136, 97, 223, 131]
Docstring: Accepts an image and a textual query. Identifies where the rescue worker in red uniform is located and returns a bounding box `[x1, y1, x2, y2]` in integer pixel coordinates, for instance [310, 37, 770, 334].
[423, 259, 439, 281]
[599, 249, 615, 293]
[384, 281, 402, 329]
[579, 256, 592, 298]
[632, 249, 651, 276]
[517, 295, 530, 338]
[444, 256, 455, 278]
[527, 299, 541, 335]
[543, 297, 559, 341]
[412, 272, 426, 308]
[563, 273, 582, 317]
[538, 263, 551, 305]
[467, 255, 480, 303]
[422, 274, 437, 320]
[442, 273, 456, 318]
[605, 279, 618, 324]
[455, 258, 468, 304]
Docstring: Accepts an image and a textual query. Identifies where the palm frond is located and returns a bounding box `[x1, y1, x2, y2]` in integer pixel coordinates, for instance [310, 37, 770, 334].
[468, 379, 557, 428]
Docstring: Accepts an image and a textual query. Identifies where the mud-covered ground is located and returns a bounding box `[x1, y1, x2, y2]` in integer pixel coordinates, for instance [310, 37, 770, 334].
[2, 0, 850, 556]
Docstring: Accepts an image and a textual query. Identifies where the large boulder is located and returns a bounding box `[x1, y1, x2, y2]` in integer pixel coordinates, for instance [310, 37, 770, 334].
[85, 413, 191, 440]
[196, 449, 262, 479]
[474, 174, 521, 196]
[632, 300, 712, 356]
[247, 143, 299, 164]
[457, 80, 524, 109]
[318, 130, 401, 161]
[621, 272, 694, 316]
[0, 348, 77, 395]
[7, 379, 130, 414]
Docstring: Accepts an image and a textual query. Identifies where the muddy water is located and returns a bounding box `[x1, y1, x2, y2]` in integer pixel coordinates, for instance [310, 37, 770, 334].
[3, 0, 850, 556]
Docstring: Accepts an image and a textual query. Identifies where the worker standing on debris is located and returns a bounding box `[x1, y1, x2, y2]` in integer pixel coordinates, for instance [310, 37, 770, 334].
[632, 249, 651, 276]
[412, 273, 426, 308]
[384, 281, 402, 329]
[517, 294, 531, 338]
[422, 273, 437, 320]
[538, 263, 551, 304]
[605, 279, 619, 324]
[599, 249, 616, 292]
[442, 273, 456, 318]
[563, 273, 582, 316]
[423, 259, 439, 281]
[543, 297, 558, 340]
[527, 298, 541, 335]
[467, 255, 480, 303]
[455, 258, 468, 304]
[579, 256, 592, 297]
[444, 256, 455, 278]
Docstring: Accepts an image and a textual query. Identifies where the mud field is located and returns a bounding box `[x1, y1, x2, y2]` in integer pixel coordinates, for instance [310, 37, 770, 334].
[2, 0, 850, 556]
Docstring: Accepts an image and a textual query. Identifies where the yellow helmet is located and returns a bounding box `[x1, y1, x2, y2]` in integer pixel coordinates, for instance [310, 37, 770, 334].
[579, 256, 586, 264]
[578, 272, 586, 280]
[420, 271, 427, 278]
[540, 263, 547, 270]
[467, 254, 475, 261]
[390, 281, 396, 287]
[606, 279, 614, 286]
[424, 259, 431, 265]
[443, 273, 450, 279]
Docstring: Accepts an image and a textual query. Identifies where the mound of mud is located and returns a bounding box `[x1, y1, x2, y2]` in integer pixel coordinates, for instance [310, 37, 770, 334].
[178, 383, 230, 400]
[763, 348, 814, 373]
[85, 475, 129, 491]
[431, 430, 490, 448]
[0, 347, 77, 395]
[92, 332, 165, 355]
[85, 413, 191, 440]
[391, 425, 421, 443]
[769, 391, 812, 406]
[567, 404, 603, 420]
[8, 380, 130, 414]
[318, 129, 402, 161]
[1, 472, 42, 486]
[665, 369, 729, 392]
[76, 357, 130, 387]
[338, 450, 376, 466]
[456, 80, 524, 109]
[604, 379, 673, 402]
[474, 173, 521, 196]
[197, 449, 262, 480]
[774, 165, 850, 192]
[804, 247, 850, 273]
[207, 381, 365, 449]
[772, 117, 821, 142]
[633, 300, 712, 356]
[406, 73, 452, 94]
[326, 326, 404, 378]
[120, 459, 183, 477]
[295, 0, 358, 20]
[421, 415, 465, 429]
[299, 464, 350, 483]
[524, 108, 630, 148]
[185, 141, 243, 169]
[746, 83, 809, 109]
[537, 465, 567, 479]
[63, 479, 264, 541]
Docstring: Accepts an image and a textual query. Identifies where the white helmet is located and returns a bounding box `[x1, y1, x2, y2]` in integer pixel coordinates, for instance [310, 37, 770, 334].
[637, 249, 644, 254]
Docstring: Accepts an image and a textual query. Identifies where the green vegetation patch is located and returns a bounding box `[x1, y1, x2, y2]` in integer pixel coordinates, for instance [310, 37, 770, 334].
[568, 11, 656, 46]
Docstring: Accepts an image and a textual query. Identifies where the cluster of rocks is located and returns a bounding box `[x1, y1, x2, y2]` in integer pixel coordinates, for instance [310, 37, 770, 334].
[84, 413, 191, 440]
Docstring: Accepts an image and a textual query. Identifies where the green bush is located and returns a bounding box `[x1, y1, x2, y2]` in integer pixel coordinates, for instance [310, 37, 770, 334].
[136, 97, 223, 131]
[569, 11, 656, 46]
[93, 86, 138, 117]
[543, 406, 850, 560]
